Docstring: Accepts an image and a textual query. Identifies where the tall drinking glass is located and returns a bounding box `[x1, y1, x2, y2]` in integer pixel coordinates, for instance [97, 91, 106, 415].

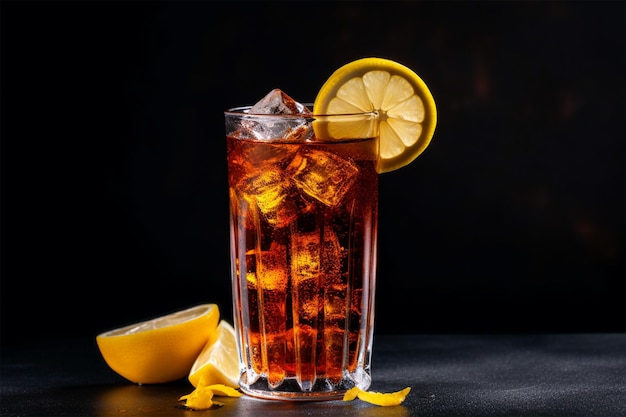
[225, 107, 379, 400]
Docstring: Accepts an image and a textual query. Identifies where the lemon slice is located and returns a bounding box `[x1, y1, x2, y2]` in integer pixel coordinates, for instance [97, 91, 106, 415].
[188, 320, 240, 389]
[314, 57, 437, 173]
[96, 304, 220, 384]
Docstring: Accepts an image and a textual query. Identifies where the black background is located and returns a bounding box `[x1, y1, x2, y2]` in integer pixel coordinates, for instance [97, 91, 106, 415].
[2, 1, 624, 347]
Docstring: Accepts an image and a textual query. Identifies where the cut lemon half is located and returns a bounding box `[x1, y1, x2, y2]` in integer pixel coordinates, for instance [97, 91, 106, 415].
[96, 304, 220, 384]
[188, 320, 240, 389]
[314, 57, 437, 173]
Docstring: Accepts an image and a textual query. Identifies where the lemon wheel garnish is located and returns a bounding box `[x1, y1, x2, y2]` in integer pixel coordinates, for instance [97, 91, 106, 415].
[314, 57, 437, 173]
[96, 304, 220, 384]
[188, 320, 240, 389]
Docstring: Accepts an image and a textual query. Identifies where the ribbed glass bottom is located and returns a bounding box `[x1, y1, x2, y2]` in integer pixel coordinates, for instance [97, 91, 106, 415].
[239, 369, 372, 401]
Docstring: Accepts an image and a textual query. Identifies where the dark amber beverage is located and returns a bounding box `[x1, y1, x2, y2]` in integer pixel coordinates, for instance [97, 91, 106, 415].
[226, 108, 379, 400]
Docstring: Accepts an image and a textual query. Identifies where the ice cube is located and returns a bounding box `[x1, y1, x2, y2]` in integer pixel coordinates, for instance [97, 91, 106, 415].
[249, 89, 310, 115]
[237, 168, 298, 228]
[257, 242, 288, 290]
[286, 147, 359, 207]
[291, 229, 342, 322]
[238, 142, 298, 167]
[291, 229, 341, 283]
[242, 89, 313, 141]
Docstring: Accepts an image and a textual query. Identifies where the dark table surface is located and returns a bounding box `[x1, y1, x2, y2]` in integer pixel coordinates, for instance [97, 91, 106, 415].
[2, 333, 625, 417]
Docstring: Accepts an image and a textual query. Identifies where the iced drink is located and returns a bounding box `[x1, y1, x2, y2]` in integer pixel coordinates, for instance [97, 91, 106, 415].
[226, 90, 379, 400]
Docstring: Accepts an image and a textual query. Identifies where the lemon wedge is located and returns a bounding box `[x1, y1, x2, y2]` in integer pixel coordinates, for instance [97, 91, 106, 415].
[188, 320, 240, 388]
[96, 304, 220, 384]
[314, 57, 437, 173]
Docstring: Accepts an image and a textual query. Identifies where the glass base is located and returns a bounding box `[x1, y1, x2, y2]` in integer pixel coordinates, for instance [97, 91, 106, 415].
[239, 371, 371, 401]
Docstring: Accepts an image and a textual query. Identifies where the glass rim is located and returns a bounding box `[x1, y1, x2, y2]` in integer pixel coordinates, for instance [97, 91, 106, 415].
[225, 104, 378, 119]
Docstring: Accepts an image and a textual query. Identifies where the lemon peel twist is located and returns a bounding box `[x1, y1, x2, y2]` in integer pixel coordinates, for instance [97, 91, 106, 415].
[343, 386, 411, 406]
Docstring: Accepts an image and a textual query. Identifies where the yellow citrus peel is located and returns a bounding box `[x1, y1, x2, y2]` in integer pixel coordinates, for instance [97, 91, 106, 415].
[343, 386, 361, 401]
[179, 386, 216, 410]
[179, 383, 242, 411]
[343, 386, 411, 406]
